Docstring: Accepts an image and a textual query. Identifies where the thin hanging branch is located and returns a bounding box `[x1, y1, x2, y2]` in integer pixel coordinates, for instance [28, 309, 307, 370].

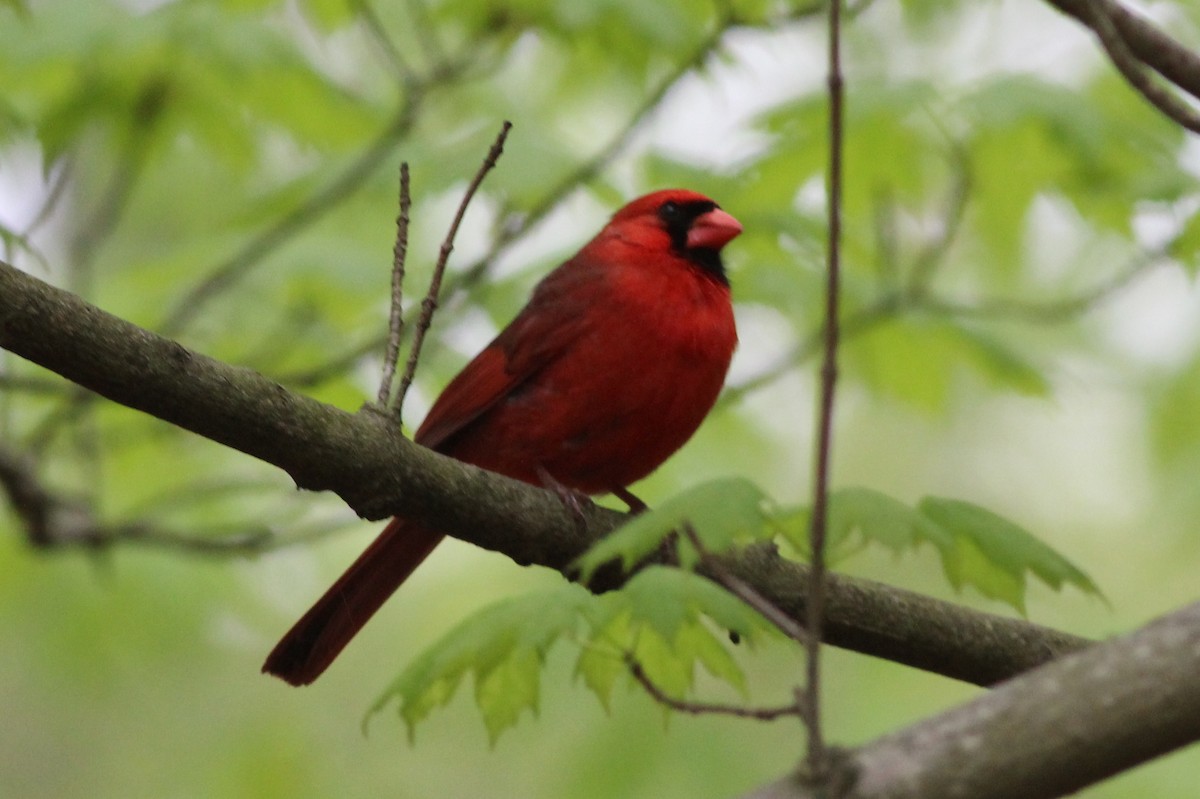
[1045, 0, 1200, 103]
[394, 120, 512, 418]
[350, 0, 417, 83]
[803, 0, 845, 775]
[682, 524, 807, 642]
[626, 653, 803, 721]
[1084, 0, 1200, 134]
[376, 162, 412, 410]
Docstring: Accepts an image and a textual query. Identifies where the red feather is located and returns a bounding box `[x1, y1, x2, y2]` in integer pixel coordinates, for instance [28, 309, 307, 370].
[264, 189, 741, 685]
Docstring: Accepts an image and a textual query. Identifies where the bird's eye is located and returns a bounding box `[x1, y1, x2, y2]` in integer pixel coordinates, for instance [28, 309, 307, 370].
[659, 201, 681, 221]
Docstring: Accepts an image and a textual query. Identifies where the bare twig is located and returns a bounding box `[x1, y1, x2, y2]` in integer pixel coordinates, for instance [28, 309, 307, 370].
[0, 442, 355, 555]
[394, 121, 512, 417]
[20, 159, 73, 244]
[0, 445, 84, 547]
[723, 240, 1169, 406]
[905, 145, 973, 291]
[2, 158, 72, 271]
[377, 163, 412, 410]
[801, 0, 846, 772]
[107, 518, 356, 556]
[627, 653, 803, 721]
[681, 524, 807, 642]
[1084, 0, 1200, 134]
[157, 63, 459, 339]
[160, 101, 418, 336]
[351, 0, 416, 83]
[405, 0, 447, 67]
[276, 336, 385, 388]
[923, 248, 1163, 322]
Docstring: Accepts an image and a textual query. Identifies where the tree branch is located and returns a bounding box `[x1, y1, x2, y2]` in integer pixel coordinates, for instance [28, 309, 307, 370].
[1046, 0, 1200, 103]
[740, 601, 1200, 799]
[0, 258, 1090, 687]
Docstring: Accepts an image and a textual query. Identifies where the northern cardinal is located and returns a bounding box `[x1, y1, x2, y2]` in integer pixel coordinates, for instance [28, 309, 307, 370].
[264, 189, 742, 685]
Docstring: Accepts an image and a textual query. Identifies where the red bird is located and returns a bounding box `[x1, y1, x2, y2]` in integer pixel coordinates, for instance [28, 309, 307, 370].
[264, 189, 742, 685]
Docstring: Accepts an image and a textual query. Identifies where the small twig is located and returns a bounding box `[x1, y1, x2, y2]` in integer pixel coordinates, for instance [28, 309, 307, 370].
[0, 443, 358, 555]
[109, 518, 356, 556]
[803, 0, 846, 773]
[21, 158, 73, 244]
[1085, 0, 1200, 134]
[927, 239, 1170, 322]
[405, 0, 447, 66]
[3, 158, 72, 271]
[394, 121, 512, 416]
[158, 79, 439, 338]
[276, 336, 385, 388]
[0, 446, 74, 547]
[722, 235, 1169, 407]
[160, 101, 417, 336]
[377, 163, 412, 410]
[626, 653, 804, 721]
[351, 0, 416, 83]
[681, 524, 808, 642]
[906, 145, 972, 291]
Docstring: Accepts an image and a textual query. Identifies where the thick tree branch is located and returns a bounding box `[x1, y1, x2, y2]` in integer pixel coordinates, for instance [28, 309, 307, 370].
[741, 601, 1200, 799]
[0, 258, 1090, 687]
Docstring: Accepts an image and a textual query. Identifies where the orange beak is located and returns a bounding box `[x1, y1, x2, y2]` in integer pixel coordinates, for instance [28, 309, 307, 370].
[686, 207, 743, 250]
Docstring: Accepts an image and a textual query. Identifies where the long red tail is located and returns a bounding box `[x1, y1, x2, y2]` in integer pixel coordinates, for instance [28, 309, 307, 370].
[262, 518, 443, 686]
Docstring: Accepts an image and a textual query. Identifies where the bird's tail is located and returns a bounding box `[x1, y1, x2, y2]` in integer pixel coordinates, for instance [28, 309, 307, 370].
[262, 518, 444, 686]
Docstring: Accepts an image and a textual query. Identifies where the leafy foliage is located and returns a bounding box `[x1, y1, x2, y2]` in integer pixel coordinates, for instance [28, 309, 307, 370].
[383, 477, 1100, 741]
[370, 569, 782, 743]
[573, 477, 772, 580]
[782, 488, 1101, 611]
[916, 496, 1102, 611]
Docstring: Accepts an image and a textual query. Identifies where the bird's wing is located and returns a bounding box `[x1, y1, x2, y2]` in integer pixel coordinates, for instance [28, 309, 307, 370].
[414, 256, 606, 451]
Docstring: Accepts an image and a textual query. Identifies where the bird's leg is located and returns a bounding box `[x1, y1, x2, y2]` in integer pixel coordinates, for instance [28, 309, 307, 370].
[536, 466, 593, 530]
[611, 486, 648, 515]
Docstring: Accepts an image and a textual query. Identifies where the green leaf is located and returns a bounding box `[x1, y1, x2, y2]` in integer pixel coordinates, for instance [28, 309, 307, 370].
[368, 583, 592, 744]
[584, 569, 776, 705]
[960, 74, 1186, 269]
[475, 646, 541, 743]
[370, 566, 782, 741]
[632, 624, 693, 704]
[615, 567, 776, 647]
[779, 487, 954, 562]
[950, 326, 1050, 398]
[572, 478, 772, 581]
[917, 496, 1102, 612]
[574, 611, 631, 712]
[847, 318, 1049, 412]
[674, 619, 747, 695]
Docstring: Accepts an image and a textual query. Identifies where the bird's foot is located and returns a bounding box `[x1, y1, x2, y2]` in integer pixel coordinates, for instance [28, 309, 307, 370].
[611, 486, 649, 515]
[537, 466, 594, 530]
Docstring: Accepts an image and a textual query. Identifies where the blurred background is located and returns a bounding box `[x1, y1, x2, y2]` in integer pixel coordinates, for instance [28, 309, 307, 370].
[2, 0, 1199, 796]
